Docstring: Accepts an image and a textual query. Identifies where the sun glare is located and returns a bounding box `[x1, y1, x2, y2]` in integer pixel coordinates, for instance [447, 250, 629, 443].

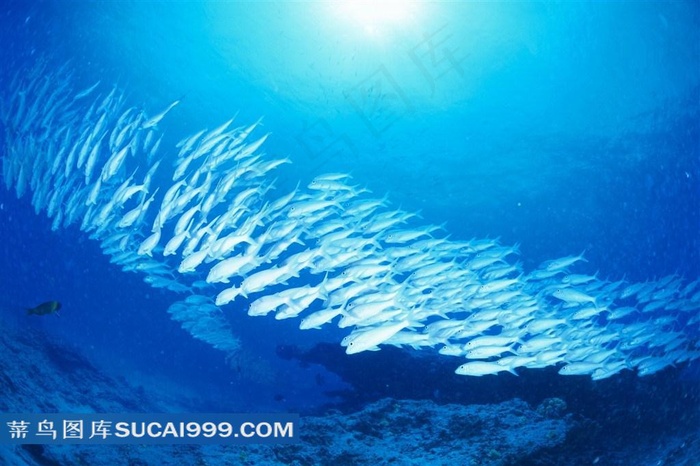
[332, 1, 423, 37]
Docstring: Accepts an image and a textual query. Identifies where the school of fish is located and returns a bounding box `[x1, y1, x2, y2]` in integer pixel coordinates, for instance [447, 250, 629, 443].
[2, 59, 699, 379]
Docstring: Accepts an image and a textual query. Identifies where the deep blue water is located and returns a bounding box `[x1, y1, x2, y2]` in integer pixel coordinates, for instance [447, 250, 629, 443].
[0, 0, 699, 461]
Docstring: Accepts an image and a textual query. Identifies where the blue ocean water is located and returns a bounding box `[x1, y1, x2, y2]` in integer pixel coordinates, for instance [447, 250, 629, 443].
[0, 1, 699, 464]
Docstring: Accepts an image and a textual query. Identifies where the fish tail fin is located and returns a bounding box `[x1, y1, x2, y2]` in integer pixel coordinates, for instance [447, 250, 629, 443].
[318, 273, 330, 301]
[406, 319, 425, 330]
[433, 310, 450, 320]
[507, 367, 519, 376]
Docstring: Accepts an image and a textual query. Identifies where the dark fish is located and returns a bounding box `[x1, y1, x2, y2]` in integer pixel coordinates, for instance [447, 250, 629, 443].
[26, 301, 61, 317]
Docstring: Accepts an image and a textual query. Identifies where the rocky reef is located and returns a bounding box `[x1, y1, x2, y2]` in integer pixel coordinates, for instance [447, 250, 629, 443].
[1, 320, 698, 465]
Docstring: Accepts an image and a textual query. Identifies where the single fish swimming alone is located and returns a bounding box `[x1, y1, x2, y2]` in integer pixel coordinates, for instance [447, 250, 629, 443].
[26, 301, 61, 317]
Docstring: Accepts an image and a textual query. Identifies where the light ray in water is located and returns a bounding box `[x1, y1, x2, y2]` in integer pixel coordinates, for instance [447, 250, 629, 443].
[1, 58, 699, 380]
